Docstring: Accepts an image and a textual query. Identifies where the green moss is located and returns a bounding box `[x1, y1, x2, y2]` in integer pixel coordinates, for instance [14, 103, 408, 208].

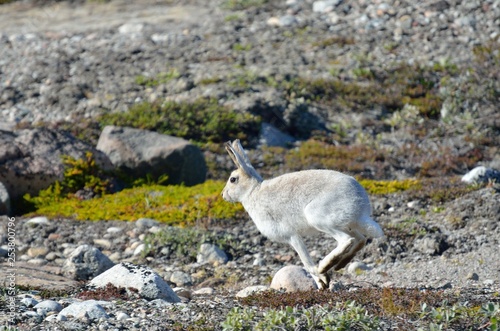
[27, 180, 244, 224]
[135, 68, 181, 87]
[285, 140, 385, 173]
[99, 98, 261, 143]
[222, 0, 268, 10]
[359, 178, 421, 195]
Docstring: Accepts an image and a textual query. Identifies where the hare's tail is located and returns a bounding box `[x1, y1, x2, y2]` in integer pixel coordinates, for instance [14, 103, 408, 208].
[359, 216, 384, 238]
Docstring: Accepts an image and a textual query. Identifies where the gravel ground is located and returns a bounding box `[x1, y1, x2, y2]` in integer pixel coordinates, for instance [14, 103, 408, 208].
[0, 0, 499, 330]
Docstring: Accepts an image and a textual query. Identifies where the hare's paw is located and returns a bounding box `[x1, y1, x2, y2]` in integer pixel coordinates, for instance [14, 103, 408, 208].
[311, 272, 330, 290]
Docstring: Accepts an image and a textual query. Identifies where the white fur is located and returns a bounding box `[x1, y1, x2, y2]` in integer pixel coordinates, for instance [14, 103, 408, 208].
[222, 140, 384, 289]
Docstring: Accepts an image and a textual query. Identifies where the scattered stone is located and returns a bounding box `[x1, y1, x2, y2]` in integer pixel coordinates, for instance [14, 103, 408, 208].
[197, 243, 228, 265]
[26, 216, 49, 225]
[62, 245, 115, 280]
[0, 181, 10, 215]
[96, 126, 206, 186]
[193, 287, 215, 295]
[59, 300, 110, 320]
[466, 272, 479, 281]
[270, 266, 318, 292]
[116, 311, 130, 321]
[347, 261, 371, 274]
[27, 247, 50, 258]
[170, 270, 193, 287]
[34, 300, 63, 315]
[236, 285, 268, 298]
[21, 297, 39, 308]
[413, 234, 448, 256]
[89, 262, 180, 302]
[136, 218, 159, 230]
[259, 123, 296, 147]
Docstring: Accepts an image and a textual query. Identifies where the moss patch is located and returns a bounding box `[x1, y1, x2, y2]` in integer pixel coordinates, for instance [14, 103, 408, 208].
[27, 180, 244, 225]
[99, 98, 261, 144]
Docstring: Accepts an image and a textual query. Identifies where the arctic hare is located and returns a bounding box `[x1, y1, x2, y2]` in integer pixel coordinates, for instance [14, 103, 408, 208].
[222, 140, 384, 289]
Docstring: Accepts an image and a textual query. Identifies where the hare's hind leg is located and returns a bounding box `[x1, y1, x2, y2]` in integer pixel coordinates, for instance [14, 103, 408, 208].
[317, 230, 355, 275]
[333, 230, 366, 271]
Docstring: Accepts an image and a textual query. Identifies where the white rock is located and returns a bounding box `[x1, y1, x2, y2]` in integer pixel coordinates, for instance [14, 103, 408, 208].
[34, 300, 63, 315]
[236, 285, 268, 298]
[59, 300, 109, 320]
[118, 23, 144, 34]
[0, 181, 10, 215]
[193, 287, 215, 295]
[270, 266, 318, 292]
[259, 123, 295, 147]
[133, 243, 146, 256]
[116, 311, 130, 321]
[106, 226, 123, 234]
[26, 216, 49, 225]
[89, 262, 180, 302]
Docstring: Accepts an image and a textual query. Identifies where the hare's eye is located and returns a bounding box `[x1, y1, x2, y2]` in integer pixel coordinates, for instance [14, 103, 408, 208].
[230, 177, 237, 183]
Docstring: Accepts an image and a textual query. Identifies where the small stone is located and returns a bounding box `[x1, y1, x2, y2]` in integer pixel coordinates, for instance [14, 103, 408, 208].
[466, 272, 479, 281]
[236, 285, 268, 298]
[347, 261, 371, 274]
[173, 287, 192, 300]
[193, 287, 215, 295]
[21, 297, 39, 307]
[170, 271, 193, 287]
[197, 243, 228, 265]
[270, 266, 317, 292]
[136, 218, 159, 230]
[59, 300, 109, 320]
[27, 258, 47, 266]
[133, 243, 146, 256]
[106, 227, 123, 234]
[27, 247, 49, 258]
[26, 216, 49, 225]
[34, 300, 63, 315]
[116, 312, 130, 321]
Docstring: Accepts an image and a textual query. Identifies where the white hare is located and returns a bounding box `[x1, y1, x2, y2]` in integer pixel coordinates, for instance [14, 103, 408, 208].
[222, 140, 384, 289]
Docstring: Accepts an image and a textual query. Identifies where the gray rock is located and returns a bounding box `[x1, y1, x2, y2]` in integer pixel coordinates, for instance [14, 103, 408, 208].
[59, 300, 109, 320]
[197, 243, 228, 265]
[0, 128, 112, 201]
[413, 234, 448, 256]
[170, 271, 193, 287]
[259, 123, 295, 148]
[0, 181, 10, 215]
[88, 262, 180, 302]
[136, 217, 159, 230]
[270, 266, 318, 292]
[461, 166, 500, 184]
[21, 297, 39, 308]
[62, 245, 115, 280]
[235, 285, 268, 298]
[34, 300, 63, 315]
[96, 126, 206, 186]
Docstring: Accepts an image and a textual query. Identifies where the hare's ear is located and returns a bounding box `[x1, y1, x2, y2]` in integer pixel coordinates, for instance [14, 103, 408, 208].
[225, 140, 263, 182]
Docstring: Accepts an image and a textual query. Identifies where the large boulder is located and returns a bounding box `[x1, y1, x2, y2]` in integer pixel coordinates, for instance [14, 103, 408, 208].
[96, 126, 206, 186]
[0, 128, 112, 201]
[89, 262, 180, 302]
[62, 245, 115, 280]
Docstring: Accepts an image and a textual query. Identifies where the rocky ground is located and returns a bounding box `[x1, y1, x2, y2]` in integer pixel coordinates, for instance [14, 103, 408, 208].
[0, 0, 499, 330]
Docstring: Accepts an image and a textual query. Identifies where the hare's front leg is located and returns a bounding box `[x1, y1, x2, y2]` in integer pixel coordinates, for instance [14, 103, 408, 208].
[289, 235, 329, 289]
